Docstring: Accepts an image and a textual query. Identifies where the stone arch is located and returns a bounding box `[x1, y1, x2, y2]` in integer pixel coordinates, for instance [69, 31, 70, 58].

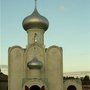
[30, 85, 40, 90]
[46, 45, 62, 53]
[63, 79, 82, 90]
[67, 85, 76, 90]
[25, 84, 45, 90]
[23, 79, 48, 90]
[8, 45, 24, 53]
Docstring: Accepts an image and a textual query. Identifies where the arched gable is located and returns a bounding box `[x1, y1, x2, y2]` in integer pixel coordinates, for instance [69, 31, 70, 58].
[8, 46, 25, 90]
[45, 45, 63, 90]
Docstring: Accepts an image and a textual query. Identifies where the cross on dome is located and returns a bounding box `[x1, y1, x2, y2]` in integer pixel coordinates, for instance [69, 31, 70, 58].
[35, 0, 37, 9]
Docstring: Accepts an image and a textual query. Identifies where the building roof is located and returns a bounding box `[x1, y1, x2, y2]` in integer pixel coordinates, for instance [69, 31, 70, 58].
[0, 72, 8, 82]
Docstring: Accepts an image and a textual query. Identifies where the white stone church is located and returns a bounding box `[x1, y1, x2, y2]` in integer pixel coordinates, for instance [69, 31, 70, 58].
[8, 1, 82, 90]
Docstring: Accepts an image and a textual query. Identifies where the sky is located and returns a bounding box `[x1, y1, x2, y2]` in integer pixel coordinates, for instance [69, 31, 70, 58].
[0, 0, 90, 72]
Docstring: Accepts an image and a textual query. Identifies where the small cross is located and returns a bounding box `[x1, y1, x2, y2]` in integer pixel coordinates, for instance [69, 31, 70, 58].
[35, 0, 37, 9]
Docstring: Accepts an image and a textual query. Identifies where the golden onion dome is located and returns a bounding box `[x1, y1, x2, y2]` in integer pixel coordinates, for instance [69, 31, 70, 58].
[27, 57, 43, 69]
[22, 8, 49, 31]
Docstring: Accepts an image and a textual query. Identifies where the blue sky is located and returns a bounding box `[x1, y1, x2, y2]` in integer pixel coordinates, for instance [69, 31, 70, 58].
[0, 0, 90, 72]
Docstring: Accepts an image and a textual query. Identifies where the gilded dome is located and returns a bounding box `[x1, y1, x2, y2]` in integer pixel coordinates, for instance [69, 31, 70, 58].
[27, 57, 43, 69]
[22, 8, 49, 31]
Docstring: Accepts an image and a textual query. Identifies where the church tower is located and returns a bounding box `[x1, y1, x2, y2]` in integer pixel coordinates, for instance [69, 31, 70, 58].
[8, 0, 63, 90]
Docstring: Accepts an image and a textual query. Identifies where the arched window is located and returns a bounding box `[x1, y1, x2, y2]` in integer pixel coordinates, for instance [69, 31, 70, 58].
[25, 86, 29, 90]
[41, 86, 45, 90]
[30, 85, 40, 90]
[67, 85, 76, 90]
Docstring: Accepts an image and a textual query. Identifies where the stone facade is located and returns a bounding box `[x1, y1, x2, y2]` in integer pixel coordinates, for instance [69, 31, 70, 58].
[8, 1, 63, 90]
[8, 42, 63, 90]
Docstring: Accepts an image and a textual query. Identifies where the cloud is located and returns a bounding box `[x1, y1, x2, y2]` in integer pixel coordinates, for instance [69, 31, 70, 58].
[59, 5, 65, 12]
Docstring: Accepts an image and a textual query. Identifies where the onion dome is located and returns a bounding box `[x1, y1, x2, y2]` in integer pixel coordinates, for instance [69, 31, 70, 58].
[27, 57, 43, 69]
[22, 8, 49, 31]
